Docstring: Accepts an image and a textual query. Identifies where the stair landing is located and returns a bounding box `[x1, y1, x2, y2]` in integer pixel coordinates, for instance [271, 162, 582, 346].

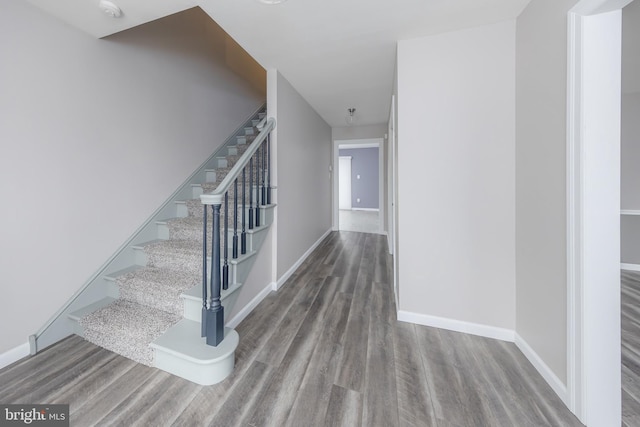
[150, 319, 239, 386]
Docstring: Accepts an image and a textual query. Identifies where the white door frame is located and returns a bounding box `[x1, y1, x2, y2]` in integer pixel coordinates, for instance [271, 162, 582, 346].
[567, 0, 629, 424]
[389, 95, 399, 308]
[388, 96, 396, 256]
[332, 138, 385, 234]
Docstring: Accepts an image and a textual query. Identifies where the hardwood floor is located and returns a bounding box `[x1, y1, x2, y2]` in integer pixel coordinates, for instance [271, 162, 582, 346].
[0, 231, 582, 426]
[622, 270, 640, 427]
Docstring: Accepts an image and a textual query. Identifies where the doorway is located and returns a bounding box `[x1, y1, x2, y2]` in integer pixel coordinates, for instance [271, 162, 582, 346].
[332, 138, 384, 234]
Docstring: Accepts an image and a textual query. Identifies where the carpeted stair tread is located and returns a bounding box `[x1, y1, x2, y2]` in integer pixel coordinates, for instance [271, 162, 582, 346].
[166, 217, 211, 241]
[79, 299, 181, 366]
[144, 239, 202, 273]
[116, 267, 199, 316]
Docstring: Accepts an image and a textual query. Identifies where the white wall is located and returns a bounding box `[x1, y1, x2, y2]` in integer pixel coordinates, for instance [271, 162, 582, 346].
[396, 20, 516, 332]
[0, 2, 263, 354]
[332, 124, 387, 141]
[271, 71, 332, 280]
[515, 0, 580, 385]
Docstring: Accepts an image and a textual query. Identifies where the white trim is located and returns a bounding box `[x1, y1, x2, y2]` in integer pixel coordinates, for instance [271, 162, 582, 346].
[566, 3, 628, 424]
[397, 310, 515, 342]
[351, 208, 379, 212]
[397, 311, 573, 410]
[378, 142, 385, 234]
[0, 342, 30, 370]
[566, 10, 584, 420]
[226, 282, 275, 329]
[621, 210, 640, 215]
[275, 228, 332, 290]
[339, 142, 379, 149]
[621, 263, 640, 272]
[515, 333, 569, 406]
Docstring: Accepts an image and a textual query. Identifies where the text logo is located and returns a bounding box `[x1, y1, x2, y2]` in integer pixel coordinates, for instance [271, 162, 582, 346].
[0, 405, 69, 426]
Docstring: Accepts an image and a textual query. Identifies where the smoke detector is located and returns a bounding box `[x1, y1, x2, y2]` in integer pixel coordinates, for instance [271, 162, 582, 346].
[99, 0, 123, 18]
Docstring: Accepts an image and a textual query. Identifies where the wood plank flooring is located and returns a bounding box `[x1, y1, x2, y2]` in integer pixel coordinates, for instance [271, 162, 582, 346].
[622, 270, 640, 427]
[0, 231, 583, 426]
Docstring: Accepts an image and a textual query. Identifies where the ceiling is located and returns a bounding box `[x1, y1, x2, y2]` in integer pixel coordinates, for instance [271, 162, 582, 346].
[26, 0, 531, 127]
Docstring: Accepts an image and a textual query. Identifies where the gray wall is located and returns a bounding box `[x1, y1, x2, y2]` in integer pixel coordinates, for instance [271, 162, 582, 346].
[273, 71, 332, 279]
[621, 93, 640, 264]
[0, 2, 263, 354]
[397, 20, 516, 330]
[339, 147, 379, 209]
[515, 0, 580, 385]
[621, 2, 640, 264]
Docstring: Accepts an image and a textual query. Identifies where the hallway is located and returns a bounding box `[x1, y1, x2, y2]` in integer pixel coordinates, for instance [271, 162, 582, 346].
[0, 232, 581, 426]
[339, 209, 380, 234]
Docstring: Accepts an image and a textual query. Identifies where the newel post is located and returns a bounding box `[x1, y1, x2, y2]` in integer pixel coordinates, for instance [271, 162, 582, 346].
[201, 194, 224, 346]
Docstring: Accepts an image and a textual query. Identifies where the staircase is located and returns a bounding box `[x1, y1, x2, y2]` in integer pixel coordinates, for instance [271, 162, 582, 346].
[34, 106, 275, 385]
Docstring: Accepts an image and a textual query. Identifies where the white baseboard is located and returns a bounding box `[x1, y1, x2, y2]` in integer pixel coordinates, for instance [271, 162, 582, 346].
[621, 263, 640, 272]
[397, 310, 515, 342]
[396, 310, 568, 408]
[351, 208, 379, 212]
[226, 282, 275, 329]
[275, 228, 332, 291]
[0, 342, 30, 370]
[515, 333, 568, 406]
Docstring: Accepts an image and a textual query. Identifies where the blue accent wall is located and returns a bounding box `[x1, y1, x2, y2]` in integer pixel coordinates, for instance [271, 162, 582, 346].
[339, 147, 379, 209]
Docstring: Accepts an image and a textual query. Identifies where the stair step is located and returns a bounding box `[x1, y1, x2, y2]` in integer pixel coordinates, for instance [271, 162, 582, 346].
[116, 267, 199, 316]
[160, 217, 209, 242]
[79, 299, 181, 366]
[182, 196, 265, 219]
[68, 297, 118, 335]
[181, 282, 243, 322]
[150, 319, 238, 386]
[142, 239, 202, 272]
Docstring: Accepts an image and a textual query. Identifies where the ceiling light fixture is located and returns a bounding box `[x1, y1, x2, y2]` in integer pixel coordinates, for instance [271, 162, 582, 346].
[345, 108, 356, 125]
[98, 0, 123, 18]
[257, 0, 288, 4]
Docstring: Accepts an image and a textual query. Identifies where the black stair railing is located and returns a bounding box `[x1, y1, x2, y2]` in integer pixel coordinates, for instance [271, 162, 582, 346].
[200, 116, 275, 347]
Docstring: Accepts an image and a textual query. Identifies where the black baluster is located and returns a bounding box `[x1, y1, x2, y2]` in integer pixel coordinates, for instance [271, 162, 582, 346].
[267, 133, 272, 205]
[255, 144, 261, 227]
[241, 167, 247, 254]
[204, 202, 224, 346]
[249, 157, 254, 230]
[233, 178, 238, 259]
[261, 140, 267, 206]
[223, 192, 229, 290]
